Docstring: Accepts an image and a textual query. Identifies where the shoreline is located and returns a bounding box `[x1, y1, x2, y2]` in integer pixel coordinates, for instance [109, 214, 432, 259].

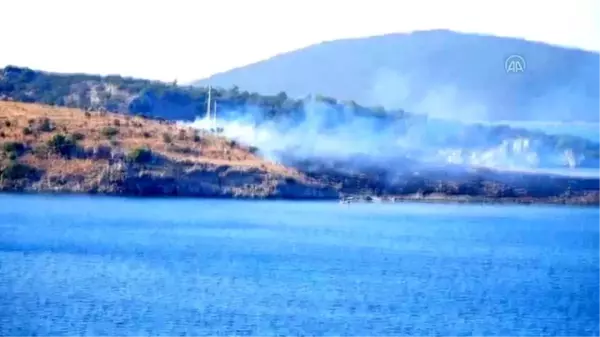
[1, 190, 598, 207]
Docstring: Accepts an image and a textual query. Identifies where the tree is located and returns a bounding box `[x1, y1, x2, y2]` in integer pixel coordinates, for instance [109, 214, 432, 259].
[47, 134, 78, 158]
[101, 126, 119, 139]
[127, 147, 153, 164]
[0, 161, 37, 180]
[2, 141, 26, 156]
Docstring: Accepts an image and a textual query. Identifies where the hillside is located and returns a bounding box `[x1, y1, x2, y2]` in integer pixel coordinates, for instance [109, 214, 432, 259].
[0, 66, 599, 204]
[1, 65, 598, 172]
[193, 30, 600, 122]
[0, 65, 408, 122]
[0, 101, 335, 198]
[0, 102, 598, 205]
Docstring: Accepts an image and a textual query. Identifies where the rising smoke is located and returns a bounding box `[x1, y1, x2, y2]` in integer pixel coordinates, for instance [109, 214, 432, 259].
[186, 72, 600, 179]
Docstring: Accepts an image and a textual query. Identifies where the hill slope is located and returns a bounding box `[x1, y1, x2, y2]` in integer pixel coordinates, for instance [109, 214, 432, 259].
[0, 67, 599, 204]
[193, 30, 600, 122]
[0, 101, 336, 198]
[0, 65, 407, 122]
[0, 102, 598, 205]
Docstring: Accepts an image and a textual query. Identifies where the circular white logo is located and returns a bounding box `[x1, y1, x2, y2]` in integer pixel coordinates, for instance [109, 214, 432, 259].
[505, 55, 526, 73]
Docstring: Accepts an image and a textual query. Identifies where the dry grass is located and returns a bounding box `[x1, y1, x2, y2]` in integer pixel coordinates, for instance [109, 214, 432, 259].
[0, 101, 301, 178]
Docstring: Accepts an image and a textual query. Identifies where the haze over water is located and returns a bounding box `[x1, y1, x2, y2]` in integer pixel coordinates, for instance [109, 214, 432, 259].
[1, 194, 598, 336]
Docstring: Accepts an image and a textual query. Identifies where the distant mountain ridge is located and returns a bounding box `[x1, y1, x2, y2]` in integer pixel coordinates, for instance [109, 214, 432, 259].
[0, 65, 408, 122]
[193, 30, 600, 122]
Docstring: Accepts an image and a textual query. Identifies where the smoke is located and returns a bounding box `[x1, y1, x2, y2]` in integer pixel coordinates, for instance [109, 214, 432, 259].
[365, 68, 490, 122]
[184, 71, 599, 180]
[185, 89, 600, 175]
[188, 98, 402, 163]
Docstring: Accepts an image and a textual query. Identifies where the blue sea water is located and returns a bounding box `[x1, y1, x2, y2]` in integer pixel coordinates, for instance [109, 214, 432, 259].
[0, 194, 598, 336]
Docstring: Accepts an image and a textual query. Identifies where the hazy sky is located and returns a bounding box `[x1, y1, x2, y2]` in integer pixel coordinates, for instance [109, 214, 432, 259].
[1, 0, 598, 82]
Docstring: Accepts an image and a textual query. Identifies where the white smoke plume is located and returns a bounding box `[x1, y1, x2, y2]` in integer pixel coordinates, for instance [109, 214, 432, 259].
[184, 73, 599, 179]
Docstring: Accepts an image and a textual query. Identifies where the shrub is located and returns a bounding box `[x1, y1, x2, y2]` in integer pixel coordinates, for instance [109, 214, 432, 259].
[47, 134, 78, 158]
[37, 118, 54, 132]
[162, 132, 172, 144]
[142, 131, 152, 138]
[84, 111, 92, 118]
[4, 120, 11, 127]
[91, 145, 112, 159]
[0, 161, 37, 180]
[248, 146, 259, 154]
[193, 134, 201, 142]
[2, 141, 26, 157]
[177, 129, 187, 141]
[71, 132, 85, 141]
[113, 119, 121, 127]
[22, 127, 33, 136]
[127, 147, 153, 164]
[101, 126, 119, 138]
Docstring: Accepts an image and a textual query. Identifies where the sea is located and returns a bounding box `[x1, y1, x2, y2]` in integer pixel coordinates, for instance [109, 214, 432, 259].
[0, 194, 598, 336]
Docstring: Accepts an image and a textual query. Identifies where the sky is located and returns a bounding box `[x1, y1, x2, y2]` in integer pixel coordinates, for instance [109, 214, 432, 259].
[1, 0, 598, 83]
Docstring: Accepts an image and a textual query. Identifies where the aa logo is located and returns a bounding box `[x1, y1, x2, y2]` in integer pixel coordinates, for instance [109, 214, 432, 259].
[505, 55, 526, 73]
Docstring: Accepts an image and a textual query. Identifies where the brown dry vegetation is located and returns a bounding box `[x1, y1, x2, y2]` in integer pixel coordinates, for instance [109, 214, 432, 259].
[0, 101, 300, 179]
[0, 101, 338, 199]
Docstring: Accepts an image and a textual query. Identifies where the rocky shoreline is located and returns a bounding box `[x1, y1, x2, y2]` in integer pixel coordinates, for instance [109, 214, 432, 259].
[339, 193, 600, 206]
[1, 159, 598, 206]
[0, 157, 340, 200]
[2, 157, 598, 206]
[1, 188, 598, 207]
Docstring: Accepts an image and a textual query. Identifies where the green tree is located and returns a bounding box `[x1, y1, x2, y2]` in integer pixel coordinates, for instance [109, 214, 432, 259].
[47, 134, 78, 158]
[2, 141, 26, 157]
[101, 126, 119, 138]
[0, 161, 37, 180]
[127, 147, 153, 164]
